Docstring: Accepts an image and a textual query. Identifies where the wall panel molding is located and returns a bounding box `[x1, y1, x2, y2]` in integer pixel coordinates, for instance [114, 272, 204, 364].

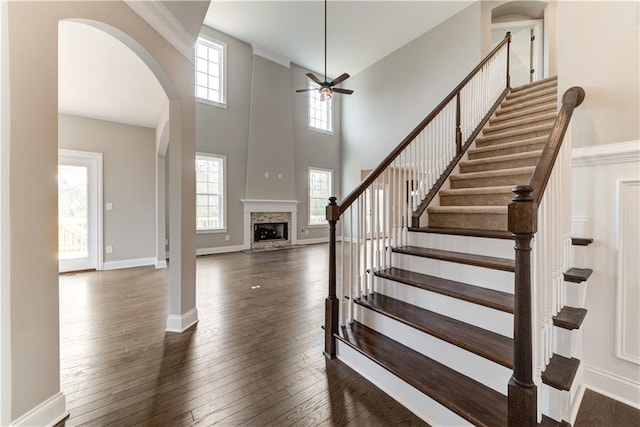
[615, 179, 640, 365]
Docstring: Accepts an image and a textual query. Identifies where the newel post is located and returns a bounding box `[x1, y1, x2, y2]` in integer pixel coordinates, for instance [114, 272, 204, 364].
[507, 185, 537, 427]
[455, 92, 462, 155]
[325, 196, 340, 359]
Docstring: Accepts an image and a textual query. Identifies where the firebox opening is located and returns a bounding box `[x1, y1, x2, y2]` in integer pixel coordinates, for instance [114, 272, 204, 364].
[253, 222, 288, 242]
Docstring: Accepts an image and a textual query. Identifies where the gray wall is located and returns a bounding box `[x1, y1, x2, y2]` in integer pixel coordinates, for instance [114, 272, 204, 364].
[557, 1, 639, 148]
[291, 63, 341, 240]
[195, 26, 252, 250]
[245, 55, 297, 200]
[195, 27, 342, 250]
[340, 2, 482, 197]
[58, 114, 156, 263]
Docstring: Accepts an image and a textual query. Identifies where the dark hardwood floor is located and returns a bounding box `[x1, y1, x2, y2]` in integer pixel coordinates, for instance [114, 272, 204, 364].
[57, 243, 640, 426]
[58, 244, 427, 426]
[574, 389, 640, 427]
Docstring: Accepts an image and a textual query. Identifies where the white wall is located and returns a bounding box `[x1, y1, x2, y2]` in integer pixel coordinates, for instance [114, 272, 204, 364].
[58, 114, 157, 266]
[341, 2, 482, 198]
[572, 141, 640, 408]
[557, 1, 640, 148]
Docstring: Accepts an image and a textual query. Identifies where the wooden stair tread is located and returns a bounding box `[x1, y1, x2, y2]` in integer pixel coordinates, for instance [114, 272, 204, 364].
[394, 246, 515, 272]
[356, 293, 513, 368]
[553, 306, 588, 330]
[337, 321, 508, 427]
[542, 353, 580, 391]
[564, 267, 593, 283]
[427, 205, 507, 214]
[375, 267, 514, 313]
[540, 415, 572, 427]
[571, 237, 594, 246]
[409, 226, 514, 240]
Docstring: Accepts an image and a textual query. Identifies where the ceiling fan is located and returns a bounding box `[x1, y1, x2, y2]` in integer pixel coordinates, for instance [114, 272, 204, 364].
[296, 0, 353, 101]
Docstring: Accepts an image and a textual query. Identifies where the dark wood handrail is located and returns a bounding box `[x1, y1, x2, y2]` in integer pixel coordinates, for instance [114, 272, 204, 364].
[337, 33, 512, 216]
[506, 85, 585, 427]
[529, 86, 585, 204]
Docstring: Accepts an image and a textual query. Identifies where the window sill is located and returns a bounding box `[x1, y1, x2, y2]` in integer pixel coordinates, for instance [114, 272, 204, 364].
[196, 98, 227, 109]
[307, 223, 329, 228]
[196, 228, 227, 235]
[308, 126, 333, 136]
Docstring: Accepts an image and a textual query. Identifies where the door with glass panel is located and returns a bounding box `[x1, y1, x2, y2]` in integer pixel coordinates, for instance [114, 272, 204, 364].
[58, 151, 101, 272]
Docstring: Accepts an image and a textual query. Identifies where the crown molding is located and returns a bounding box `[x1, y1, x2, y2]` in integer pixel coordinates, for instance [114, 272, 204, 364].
[124, 1, 195, 64]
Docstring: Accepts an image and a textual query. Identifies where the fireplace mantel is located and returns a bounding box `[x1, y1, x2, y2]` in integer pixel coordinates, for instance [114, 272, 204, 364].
[241, 199, 299, 249]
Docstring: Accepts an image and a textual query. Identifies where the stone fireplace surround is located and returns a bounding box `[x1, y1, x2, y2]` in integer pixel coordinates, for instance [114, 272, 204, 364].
[241, 199, 299, 250]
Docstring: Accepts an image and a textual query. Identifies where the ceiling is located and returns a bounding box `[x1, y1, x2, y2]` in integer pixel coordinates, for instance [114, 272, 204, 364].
[203, 1, 474, 79]
[58, 1, 473, 130]
[58, 21, 168, 129]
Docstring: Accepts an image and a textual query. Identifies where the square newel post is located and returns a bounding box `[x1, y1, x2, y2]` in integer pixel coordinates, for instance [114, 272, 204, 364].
[507, 185, 537, 427]
[325, 196, 340, 359]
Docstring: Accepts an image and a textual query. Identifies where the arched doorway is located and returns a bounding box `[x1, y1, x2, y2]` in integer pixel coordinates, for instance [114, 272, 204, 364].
[3, 2, 197, 423]
[491, 1, 550, 85]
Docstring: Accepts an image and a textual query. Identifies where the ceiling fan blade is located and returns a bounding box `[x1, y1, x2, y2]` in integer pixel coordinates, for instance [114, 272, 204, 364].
[306, 72, 323, 85]
[330, 73, 350, 86]
[296, 88, 318, 93]
[332, 88, 354, 95]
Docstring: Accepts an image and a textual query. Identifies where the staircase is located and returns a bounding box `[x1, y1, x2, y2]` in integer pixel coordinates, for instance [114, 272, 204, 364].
[427, 77, 558, 232]
[325, 70, 590, 426]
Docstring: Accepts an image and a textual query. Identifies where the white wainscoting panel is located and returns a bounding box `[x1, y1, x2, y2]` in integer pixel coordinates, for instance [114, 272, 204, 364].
[616, 180, 640, 365]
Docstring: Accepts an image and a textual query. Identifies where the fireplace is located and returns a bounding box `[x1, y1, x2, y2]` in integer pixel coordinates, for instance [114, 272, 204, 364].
[254, 222, 288, 242]
[242, 199, 299, 250]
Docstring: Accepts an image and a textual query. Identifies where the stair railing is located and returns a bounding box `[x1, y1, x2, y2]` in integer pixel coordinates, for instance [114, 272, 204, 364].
[323, 33, 512, 359]
[507, 86, 585, 426]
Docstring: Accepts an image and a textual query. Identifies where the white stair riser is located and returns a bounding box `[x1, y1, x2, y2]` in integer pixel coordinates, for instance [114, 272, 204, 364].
[392, 252, 514, 293]
[565, 281, 589, 308]
[540, 367, 584, 425]
[375, 277, 513, 338]
[553, 327, 583, 359]
[572, 245, 590, 269]
[407, 231, 514, 258]
[540, 384, 570, 423]
[336, 341, 473, 426]
[356, 305, 511, 394]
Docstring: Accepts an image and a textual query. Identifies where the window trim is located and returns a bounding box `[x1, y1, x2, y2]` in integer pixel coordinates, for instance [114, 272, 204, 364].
[307, 82, 333, 134]
[195, 152, 227, 233]
[195, 36, 227, 108]
[308, 167, 333, 228]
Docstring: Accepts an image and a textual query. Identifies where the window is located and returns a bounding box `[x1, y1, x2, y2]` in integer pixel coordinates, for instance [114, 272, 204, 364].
[308, 168, 332, 226]
[308, 82, 332, 132]
[195, 37, 225, 106]
[195, 154, 225, 231]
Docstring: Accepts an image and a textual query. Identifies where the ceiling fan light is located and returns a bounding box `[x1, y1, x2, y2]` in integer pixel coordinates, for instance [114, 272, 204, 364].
[320, 86, 332, 101]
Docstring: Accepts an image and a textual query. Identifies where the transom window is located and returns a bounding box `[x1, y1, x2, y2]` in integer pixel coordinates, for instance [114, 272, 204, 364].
[195, 37, 225, 106]
[196, 154, 226, 231]
[308, 83, 332, 133]
[308, 168, 332, 226]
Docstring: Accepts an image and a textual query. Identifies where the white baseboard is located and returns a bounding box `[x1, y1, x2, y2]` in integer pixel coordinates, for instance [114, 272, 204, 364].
[196, 244, 246, 256]
[583, 364, 640, 409]
[166, 307, 198, 333]
[296, 237, 329, 245]
[102, 257, 156, 271]
[10, 392, 68, 427]
[155, 260, 167, 269]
